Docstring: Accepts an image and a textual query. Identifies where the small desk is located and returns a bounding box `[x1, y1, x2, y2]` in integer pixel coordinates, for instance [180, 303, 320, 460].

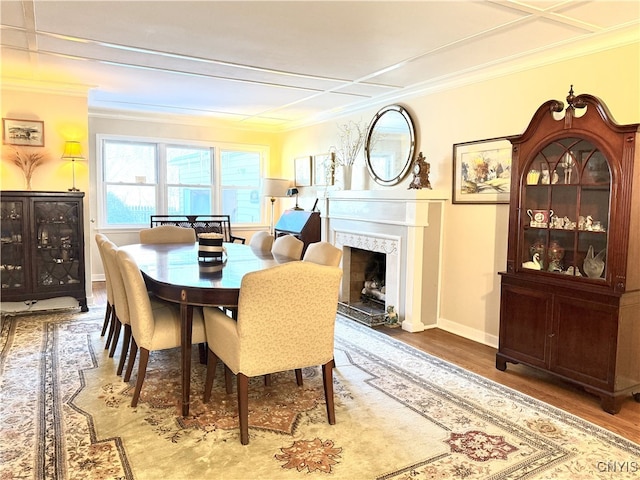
[120, 242, 279, 416]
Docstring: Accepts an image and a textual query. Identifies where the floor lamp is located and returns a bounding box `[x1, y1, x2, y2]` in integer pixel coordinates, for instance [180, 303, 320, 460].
[261, 178, 290, 236]
[61, 141, 85, 192]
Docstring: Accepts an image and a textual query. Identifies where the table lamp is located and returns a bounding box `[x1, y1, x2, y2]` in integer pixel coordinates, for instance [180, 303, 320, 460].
[61, 141, 85, 192]
[261, 178, 290, 235]
[286, 187, 302, 210]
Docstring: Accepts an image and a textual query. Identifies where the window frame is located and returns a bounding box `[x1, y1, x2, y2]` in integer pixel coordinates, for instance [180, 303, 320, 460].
[96, 134, 269, 229]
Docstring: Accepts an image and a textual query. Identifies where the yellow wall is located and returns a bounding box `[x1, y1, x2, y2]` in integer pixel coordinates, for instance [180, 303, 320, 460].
[1, 88, 89, 191]
[281, 43, 640, 346]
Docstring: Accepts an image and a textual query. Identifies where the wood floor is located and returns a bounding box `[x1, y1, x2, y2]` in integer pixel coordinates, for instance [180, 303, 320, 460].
[91, 281, 639, 444]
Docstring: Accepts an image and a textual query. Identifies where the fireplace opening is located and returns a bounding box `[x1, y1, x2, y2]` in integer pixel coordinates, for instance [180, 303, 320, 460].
[338, 247, 387, 326]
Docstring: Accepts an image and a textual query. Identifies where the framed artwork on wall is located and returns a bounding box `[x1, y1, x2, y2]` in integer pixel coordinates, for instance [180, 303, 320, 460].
[294, 156, 312, 187]
[313, 152, 334, 186]
[2, 118, 45, 147]
[452, 136, 512, 204]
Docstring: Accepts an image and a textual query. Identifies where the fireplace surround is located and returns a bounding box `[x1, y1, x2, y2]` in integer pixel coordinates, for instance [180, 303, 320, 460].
[320, 189, 447, 332]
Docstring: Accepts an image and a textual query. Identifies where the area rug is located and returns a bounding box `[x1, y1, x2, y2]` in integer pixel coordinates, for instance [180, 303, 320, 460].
[1, 307, 638, 479]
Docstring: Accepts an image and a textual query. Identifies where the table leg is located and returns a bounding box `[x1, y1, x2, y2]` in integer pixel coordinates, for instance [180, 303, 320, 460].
[180, 290, 193, 417]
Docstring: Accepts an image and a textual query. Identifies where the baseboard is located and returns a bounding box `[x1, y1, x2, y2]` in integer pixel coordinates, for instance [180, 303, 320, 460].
[436, 317, 499, 349]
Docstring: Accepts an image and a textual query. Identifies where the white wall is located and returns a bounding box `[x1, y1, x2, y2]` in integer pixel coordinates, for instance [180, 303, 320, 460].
[280, 43, 640, 347]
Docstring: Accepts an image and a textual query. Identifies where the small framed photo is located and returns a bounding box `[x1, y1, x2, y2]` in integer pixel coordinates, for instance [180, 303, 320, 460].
[452, 136, 512, 204]
[313, 152, 335, 186]
[3, 118, 45, 147]
[294, 156, 312, 187]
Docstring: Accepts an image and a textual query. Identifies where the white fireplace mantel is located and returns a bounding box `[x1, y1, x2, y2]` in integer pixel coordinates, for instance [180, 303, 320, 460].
[321, 188, 448, 332]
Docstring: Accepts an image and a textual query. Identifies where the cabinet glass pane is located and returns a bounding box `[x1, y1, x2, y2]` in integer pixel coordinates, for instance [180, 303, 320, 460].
[520, 137, 610, 281]
[34, 201, 82, 288]
[0, 200, 25, 289]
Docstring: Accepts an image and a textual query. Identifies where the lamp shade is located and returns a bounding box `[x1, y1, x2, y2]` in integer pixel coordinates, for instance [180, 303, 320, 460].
[61, 141, 85, 160]
[286, 187, 299, 197]
[261, 178, 290, 198]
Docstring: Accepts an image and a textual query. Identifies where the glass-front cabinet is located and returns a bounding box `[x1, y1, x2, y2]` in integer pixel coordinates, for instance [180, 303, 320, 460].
[497, 88, 640, 414]
[0, 191, 87, 312]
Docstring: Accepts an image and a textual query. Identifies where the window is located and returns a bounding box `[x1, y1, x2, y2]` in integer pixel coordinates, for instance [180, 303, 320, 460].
[98, 136, 267, 228]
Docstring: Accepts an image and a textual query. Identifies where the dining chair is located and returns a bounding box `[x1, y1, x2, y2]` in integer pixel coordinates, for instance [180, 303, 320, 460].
[270, 234, 304, 261]
[116, 248, 207, 407]
[302, 241, 343, 267]
[248, 231, 273, 254]
[95, 234, 116, 350]
[139, 225, 196, 244]
[202, 261, 342, 445]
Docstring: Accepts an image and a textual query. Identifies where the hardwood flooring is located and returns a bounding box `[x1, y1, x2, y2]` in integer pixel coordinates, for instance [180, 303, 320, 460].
[91, 281, 639, 444]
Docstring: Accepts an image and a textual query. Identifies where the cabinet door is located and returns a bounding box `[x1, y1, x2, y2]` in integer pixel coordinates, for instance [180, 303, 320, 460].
[0, 198, 29, 294]
[520, 137, 611, 283]
[499, 284, 552, 368]
[550, 295, 618, 389]
[32, 198, 83, 292]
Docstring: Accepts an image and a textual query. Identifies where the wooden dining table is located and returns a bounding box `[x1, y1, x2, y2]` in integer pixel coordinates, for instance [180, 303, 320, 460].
[120, 241, 280, 416]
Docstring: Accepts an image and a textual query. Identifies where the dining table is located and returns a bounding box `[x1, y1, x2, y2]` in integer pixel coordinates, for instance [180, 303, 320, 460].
[120, 241, 281, 416]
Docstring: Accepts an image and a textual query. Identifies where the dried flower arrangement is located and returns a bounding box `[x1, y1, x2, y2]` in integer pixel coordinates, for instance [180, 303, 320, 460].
[3, 146, 49, 190]
[332, 119, 367, 167]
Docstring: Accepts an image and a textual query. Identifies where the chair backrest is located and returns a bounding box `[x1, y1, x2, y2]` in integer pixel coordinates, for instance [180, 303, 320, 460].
[248, 231, 274, 254]
[95, 233, 114, 303]
[271, 234, 304, 261]
[116, 249, 157, 348]
[101, 238, 131, 327]
[303, 241, 343, 267]
[139, 225, 196, 244]
[235, 261, 342, 376]
[150, 214, 244, 244]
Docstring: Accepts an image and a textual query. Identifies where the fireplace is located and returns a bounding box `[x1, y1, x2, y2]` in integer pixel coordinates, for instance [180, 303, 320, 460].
[321, 189, 447, 332]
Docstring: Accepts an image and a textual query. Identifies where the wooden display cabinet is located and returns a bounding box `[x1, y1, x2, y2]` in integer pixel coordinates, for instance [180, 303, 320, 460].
[497, 88, 640, 414]
[0, 191, 88, 312]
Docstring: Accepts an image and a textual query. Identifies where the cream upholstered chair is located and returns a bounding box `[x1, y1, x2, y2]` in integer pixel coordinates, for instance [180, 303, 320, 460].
[303, 241, 343, 267]
[248, 231, 273, 254]
[202, 261, 342, 445]
[116, 249, 207, 407]
[139, 225, 196, 244]
[101, 238, 131, 372]
[271, 234, 304, 261]
[95, 234, 116, 350]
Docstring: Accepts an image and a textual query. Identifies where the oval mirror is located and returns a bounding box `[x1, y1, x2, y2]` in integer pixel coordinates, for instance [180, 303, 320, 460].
[365, 104, 416, 186]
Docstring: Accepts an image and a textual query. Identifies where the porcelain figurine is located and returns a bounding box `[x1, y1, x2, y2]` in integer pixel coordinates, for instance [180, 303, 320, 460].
[583, 245, 605, 279]
[522, 253, 541, 270]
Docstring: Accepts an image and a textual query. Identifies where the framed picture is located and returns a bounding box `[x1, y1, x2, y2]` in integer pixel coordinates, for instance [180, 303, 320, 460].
[294, 156, 312, 187]
[452, 136, 512, 204]
[313, 152, 334, 186]
[2, 118, 45, 147]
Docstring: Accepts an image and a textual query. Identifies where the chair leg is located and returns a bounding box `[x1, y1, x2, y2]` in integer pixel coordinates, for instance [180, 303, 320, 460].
[116, 324, 131, 376]
[264, 374, 272, 386]
[295, 368, 303, 386]
[104, 307, 116, 350]
[131, 348, 150, 407]
[108, 317, 122, 358]
[124, 338, 138, 382]
[101, 302, 112, 336]
[237, 373, 250, 445]
[322, 359, 336, 425]
[198, 343, 207, 364]
[204, 350, 218, 403]
[224, 365, 233, 394]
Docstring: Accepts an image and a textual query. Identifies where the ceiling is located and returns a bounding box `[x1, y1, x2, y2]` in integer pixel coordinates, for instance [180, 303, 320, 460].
[1, 1, 639, 131]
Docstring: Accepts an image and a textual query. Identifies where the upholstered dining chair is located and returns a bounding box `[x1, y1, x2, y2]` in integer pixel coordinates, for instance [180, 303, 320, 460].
[139, 225, 196, 244]
[95, 234, 116, 350]
[303, 241, 343, 267]
[270, 234, 304, 261]
[116, 249, 207, 407]
[248, 231, 273, 254]
[202, 261, 342, 445]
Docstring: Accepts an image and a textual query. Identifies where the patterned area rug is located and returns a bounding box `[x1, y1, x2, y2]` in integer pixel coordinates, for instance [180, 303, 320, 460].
[1, 307, 638, 479]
